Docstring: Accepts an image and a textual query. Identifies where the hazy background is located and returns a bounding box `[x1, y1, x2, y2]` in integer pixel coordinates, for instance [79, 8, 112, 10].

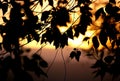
[1, 0, 120, 81]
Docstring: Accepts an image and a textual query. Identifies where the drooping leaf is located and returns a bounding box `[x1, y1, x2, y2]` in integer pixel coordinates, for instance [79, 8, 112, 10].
[2, 3, 8, 15]
[39, 0, 43, 6]
[95, 8, 105, 20]
[53, 7, 70, 26]
[92, 36, 99, 49]
[41, 28, 54, 44]
[67, 28, 73, 39]
[74, 27, 80, 37]
[75, 50, 81, 62]
[99, 30, 108, 49]
[60, 33, 68, 48]
[69, 51, 76, 59]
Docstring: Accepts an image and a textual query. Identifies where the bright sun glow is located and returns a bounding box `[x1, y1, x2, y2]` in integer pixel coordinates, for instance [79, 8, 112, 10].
[1, 0, 117, 51]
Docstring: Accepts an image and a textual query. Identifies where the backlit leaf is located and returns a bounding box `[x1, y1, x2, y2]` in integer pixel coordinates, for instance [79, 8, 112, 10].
[95, 8, 105, 20]
[99, 30, 108, 49]
[41, 11, 50, 21]
[75, 50, 81, 62]
[69, 51, 76, 59]
[2, 3, 8, 15]
[92, 36, 99, 49]
[48, 0, 53, 6]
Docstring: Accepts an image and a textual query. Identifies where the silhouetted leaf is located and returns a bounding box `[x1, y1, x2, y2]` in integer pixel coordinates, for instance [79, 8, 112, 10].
[95, 8, 105, 20]
[60, 33, 68, 48]
[67, 28, 73, 39]
[75, 50, 81, 62]
[41, 11, 50, 21]
[92, 36, 99, 49]
[2, 3, 8, 15]
[99, 30, 108, 49]
[74, 27, 80, 37]
[53, 7, 70, 26]
[105, 3, 119, 15]
[69, 51, 76, 59]
[39, 0, 43, 6]
[83, 37, 90, 41]
[48, 0, 53, 6]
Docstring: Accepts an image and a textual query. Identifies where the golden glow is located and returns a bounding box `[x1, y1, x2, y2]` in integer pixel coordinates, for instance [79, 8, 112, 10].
[1, 0, 119, 51]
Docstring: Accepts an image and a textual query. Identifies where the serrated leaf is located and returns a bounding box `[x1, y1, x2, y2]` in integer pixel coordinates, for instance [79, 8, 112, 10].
[2, 3, 8, 15]
[54, 7, 70, 26]
[75, 50, 81, 62]
[92, 36, 99, 49]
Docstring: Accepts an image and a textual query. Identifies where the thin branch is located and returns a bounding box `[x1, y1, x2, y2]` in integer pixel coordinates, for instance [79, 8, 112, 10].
[61, 48, 67, 81]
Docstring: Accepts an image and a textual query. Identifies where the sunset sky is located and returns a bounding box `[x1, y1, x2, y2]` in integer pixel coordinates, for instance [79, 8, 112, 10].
[0, 0, 120, 81]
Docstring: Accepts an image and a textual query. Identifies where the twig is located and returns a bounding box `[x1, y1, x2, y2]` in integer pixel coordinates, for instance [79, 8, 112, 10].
[61, 48, 67, 81]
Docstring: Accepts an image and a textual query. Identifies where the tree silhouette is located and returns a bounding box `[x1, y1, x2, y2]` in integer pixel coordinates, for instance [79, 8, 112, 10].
[0, 0, 120, 81]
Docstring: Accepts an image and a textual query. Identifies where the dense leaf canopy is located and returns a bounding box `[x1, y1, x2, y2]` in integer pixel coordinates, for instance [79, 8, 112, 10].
[0, 0, 120, 81]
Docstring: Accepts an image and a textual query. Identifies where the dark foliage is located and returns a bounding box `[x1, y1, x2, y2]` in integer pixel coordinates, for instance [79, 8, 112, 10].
[69, 48, 81, 62]
[0, 0, 120, 81]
